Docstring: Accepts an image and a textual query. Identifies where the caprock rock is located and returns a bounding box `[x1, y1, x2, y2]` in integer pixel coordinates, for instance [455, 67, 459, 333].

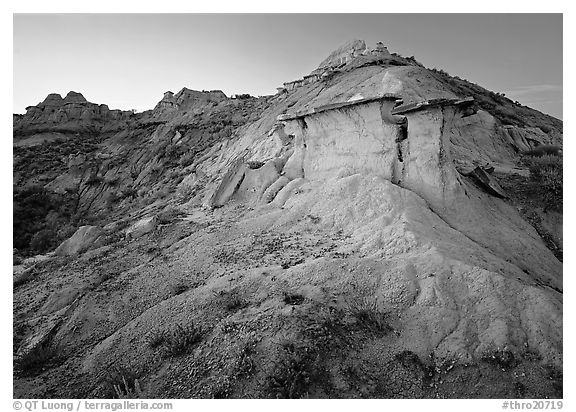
[13, 40, 562, 399]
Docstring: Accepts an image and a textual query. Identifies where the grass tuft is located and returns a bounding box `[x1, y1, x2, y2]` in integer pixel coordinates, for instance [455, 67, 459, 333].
[146, 323, 203, 357]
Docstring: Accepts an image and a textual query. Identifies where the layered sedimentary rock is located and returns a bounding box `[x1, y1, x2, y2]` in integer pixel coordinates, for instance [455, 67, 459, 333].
[14, 91, 132, 137]
[13, 39, 563, 399]
[317, 39, 367, 69]
[199, 86, 562, 369]
[152, 88, 228, 117]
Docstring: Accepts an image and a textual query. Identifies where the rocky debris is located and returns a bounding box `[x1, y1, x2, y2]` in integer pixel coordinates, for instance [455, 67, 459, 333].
[125, 216, 158, 239]
[55, 225, 104, 256]
[461, 166, 508, 198]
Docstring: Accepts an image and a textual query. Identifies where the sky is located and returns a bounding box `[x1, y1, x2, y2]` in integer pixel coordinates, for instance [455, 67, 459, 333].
[13, 13, 563, 119]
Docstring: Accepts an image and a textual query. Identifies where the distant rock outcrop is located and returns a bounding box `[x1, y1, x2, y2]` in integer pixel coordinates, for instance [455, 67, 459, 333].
[317, 39, 367, 69]
[14, 91, 132, 137]
[152, 88, 228, 117]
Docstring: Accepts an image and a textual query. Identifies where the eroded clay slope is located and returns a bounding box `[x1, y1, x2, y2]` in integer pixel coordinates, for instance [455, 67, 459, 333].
[13, 40, 562, 399]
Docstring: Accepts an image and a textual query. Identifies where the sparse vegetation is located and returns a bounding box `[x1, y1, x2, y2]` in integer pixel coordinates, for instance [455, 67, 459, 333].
[12, 42, 564, 400]
[235, 341, 257, 378]
[346, 297, 394, 335]
[113, 376, 145, 399]
[267, 341, 326, 398]
[213, 246, 244, 264]
[146, 330, 168, 349]
[247, 160, 265, 169]
[15, 342, 62, 377]
[13, 185, 78, 256]
[101, 366, 146, 399]
[168, 280, 190, 296]
[29, 228, 57, 253]
[280, 257, 304, 269]
[86, 175, 104, 186]
[215, 289, 248, 312]
[307, 214, 321, 224]
[146, 323, 204, 357]
[428, 66, 562, 132]
[157, 206, 185, 224]
[482, 349, 517, 370]
[283, 292, 305, 305]
[524, 154, 562, 212]
[265, 306, 350, 398]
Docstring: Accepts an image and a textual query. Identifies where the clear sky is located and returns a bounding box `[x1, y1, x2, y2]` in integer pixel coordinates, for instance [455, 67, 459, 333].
[13, 14, 563, 119]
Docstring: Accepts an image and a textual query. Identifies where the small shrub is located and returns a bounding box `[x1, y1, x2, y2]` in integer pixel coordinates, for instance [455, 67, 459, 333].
[176, 184, 198, 203]
[347, 297, 393, 335]
[13, 267, 37, 288]
[157, 207, 185, 224]
[13, 250, 23, 265]
[267, 342, 324, 399]
[283, 292, 305, 306]
[120, 187, 138, 199]
[524, 144, 562, 157]
[298, 306, 351, 349]
[280, 258, 304, 269]
[235, 342, 256, 377]
[104, 191, 120, 207]
[29, 228, 57, 253]
[95, 270, 119, 285]
[150, 164, 163, 177]
[482, 349, 517, 370]
[220, 320, 241, 334]
[155, 187, 169, 200]
[146, 330, 167, 349]
[145, 245, 159, 255]
[307, 215, 321, 224]
[101, 366, 144, 399]
[247, 160, 265, 169]
[218, 290, 248, 312]
[213, 246, 244, 264]
[85, 175, 103, 186]
[149, 323, 203, 357]
[179, 152, 195, 168]
[114, 376, 145, 399]
[168, 281, 189, 296]
[525, 154, 562, 211]
[539, 124, 553, 134]
[165, 145, 183, 160]
[105, 176, 120, 187]
[15, 342, 61, 377]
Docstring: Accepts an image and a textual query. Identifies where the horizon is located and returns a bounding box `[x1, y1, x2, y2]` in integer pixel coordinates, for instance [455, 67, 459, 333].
[13, 14, 563, 119]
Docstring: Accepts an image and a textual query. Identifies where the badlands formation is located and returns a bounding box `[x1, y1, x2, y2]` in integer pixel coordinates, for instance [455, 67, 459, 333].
[13, 40, 562, 398]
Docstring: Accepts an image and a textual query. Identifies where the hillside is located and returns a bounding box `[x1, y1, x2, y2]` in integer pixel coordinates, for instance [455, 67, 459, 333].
[13, 40, 562, 399]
